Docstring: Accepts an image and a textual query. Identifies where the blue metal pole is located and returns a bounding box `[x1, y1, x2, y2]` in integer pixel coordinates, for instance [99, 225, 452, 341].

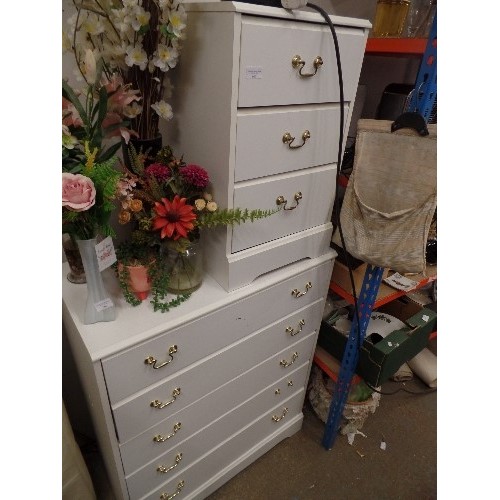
[407, 14, 437, 121]
[322, 265, 385, 450]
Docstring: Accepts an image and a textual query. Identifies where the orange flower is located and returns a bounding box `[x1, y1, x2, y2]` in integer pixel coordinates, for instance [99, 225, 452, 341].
[153, 195, 197, 240]
[129, 199, 143, 212]
[118, 210, 131, 224]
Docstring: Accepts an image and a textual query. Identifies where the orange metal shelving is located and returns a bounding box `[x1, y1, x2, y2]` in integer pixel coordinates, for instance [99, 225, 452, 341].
[365, 37, 427, 55]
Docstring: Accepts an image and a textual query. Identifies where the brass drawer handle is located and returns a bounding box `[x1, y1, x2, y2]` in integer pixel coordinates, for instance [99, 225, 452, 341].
[282, 130, 310, 149]
[286, 319, 305, 336]
[280, 352, 298, 368]
[275, 380, 294, 394]
[291, 281, 312, 298]
[272, 407, 289, 422]
[276, 192, 302, 211]
[153, 422, 182, 443]
[145, 345, 178, 369]
[160, 481, 185, 500]
[157, 453, 183, 474]
[292, 55, 323, 77]
[151, 388, 181, 409]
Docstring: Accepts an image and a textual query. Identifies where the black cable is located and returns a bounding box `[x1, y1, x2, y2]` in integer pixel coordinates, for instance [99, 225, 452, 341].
[306, 2, 362, 350]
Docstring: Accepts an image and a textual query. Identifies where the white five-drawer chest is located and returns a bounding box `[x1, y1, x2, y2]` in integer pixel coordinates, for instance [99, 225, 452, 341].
[62, 3, 369, 499]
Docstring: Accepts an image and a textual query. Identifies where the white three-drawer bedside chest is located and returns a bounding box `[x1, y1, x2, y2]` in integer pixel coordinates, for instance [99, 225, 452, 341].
[63, 3, 369, 499]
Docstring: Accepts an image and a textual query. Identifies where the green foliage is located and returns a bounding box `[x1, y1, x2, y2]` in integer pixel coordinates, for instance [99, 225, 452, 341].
[62, 156, 123, 239]
[196, 207, 281, 229]
[114, 247, 191, 313]
[62, 74, 131, 172]
[148, 259, 192, 313]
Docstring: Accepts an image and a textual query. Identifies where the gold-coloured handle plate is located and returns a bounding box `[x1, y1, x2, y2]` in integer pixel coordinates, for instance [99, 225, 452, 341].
[153, 422, 182, 443]
[292, 55, 323, 77]
[291, 281, 312, 298]
[286, 319, 305, 336]
[160, 481, 185, 500]
[282, 130, 310, 149]
[151, 388, 181, 409]
[276, 192, 302, 211]
[157, 453, 183, 474]
[280, 352, 298, 368]
[272, 407, 289, 422]
[145, 345, 178, 369]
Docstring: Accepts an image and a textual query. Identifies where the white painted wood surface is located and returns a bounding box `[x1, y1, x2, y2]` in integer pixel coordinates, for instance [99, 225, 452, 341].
[164, 2, 369, 291]
[235, 104, 345, 181]
[232, 164, 337, 252]
[62, 3, 368, 497]
[238, 17, 367, 107]
[63, 253, 334, 499]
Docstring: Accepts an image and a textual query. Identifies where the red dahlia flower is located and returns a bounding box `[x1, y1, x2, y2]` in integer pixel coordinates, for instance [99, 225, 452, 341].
[145, 163, 172, 183]
[180, 164, 209, 189]
[153, 195, 197, 240]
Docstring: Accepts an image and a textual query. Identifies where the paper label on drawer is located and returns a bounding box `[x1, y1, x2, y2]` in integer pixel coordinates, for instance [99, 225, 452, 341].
[95, 236, 117, 271]
[94, 298, 114, 311]
[245, 66, 263, 79]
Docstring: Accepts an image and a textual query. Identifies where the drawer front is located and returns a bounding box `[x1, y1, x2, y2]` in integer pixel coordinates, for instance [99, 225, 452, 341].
[235, 104, 345, 182]
[112, 302, 322, 443]
[102, 259, 332, 405]
[232, 165, 336, 253]
[125, 363, 310, 498]
[141, 389, 305, 500]
[119, 329, 318, 475]
[238, 17, 366, 107]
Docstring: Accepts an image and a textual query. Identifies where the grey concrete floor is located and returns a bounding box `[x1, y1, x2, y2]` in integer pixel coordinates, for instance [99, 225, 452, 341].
[83, 378, 436, 500]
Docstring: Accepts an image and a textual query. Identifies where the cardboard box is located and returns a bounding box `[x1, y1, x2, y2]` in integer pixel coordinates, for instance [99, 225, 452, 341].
[318, 299, 437, 386]
[331, 260, 390, 296]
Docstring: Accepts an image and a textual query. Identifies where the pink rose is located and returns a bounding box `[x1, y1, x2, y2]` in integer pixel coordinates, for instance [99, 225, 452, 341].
[62, 173, 96, 212]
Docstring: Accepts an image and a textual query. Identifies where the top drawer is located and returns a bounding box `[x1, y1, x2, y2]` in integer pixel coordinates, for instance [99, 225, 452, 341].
[101, 258, 333, 405]
[238, 17, 367, 108]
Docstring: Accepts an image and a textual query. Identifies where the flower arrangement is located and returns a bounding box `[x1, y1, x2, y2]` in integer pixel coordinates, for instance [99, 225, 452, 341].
[115, 145, 279, 310]
[63, 0, 187, 140]
[119, 145, 278, 248]
[63, 52, 141, 171]
[62, 148, 125, 240]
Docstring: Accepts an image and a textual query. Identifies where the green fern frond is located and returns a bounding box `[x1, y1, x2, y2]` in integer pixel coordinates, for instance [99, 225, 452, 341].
[196, 207, 280, 229]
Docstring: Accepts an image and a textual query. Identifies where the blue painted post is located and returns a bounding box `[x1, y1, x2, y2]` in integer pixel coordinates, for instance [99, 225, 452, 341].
[322, 265, 385, 450]
[407, 14, 437, 121]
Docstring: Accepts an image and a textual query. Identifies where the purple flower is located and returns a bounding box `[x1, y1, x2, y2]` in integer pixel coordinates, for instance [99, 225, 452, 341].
[145, 163, 171, 183]
[180, 164, 209, 189]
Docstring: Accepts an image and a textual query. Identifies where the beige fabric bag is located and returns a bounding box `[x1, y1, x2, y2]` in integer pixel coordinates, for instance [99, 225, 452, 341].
[332, 119, 437, 274]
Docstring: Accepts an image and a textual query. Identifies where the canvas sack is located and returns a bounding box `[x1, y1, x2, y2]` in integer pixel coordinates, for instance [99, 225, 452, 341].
[332, 119, 437, 274]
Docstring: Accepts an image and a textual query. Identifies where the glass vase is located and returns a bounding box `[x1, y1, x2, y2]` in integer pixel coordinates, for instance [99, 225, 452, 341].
[77, 238, 116, 324]
[63, 233, 86, 284]
[164, 239, 203, 294]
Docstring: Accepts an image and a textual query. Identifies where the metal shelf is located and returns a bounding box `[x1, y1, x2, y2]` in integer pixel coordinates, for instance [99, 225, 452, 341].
[329, 264, 437, 309]
[365, 37, 428, 55]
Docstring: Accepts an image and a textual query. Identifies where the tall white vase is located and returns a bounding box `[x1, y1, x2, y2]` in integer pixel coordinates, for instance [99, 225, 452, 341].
[76, 238, 116, 324]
